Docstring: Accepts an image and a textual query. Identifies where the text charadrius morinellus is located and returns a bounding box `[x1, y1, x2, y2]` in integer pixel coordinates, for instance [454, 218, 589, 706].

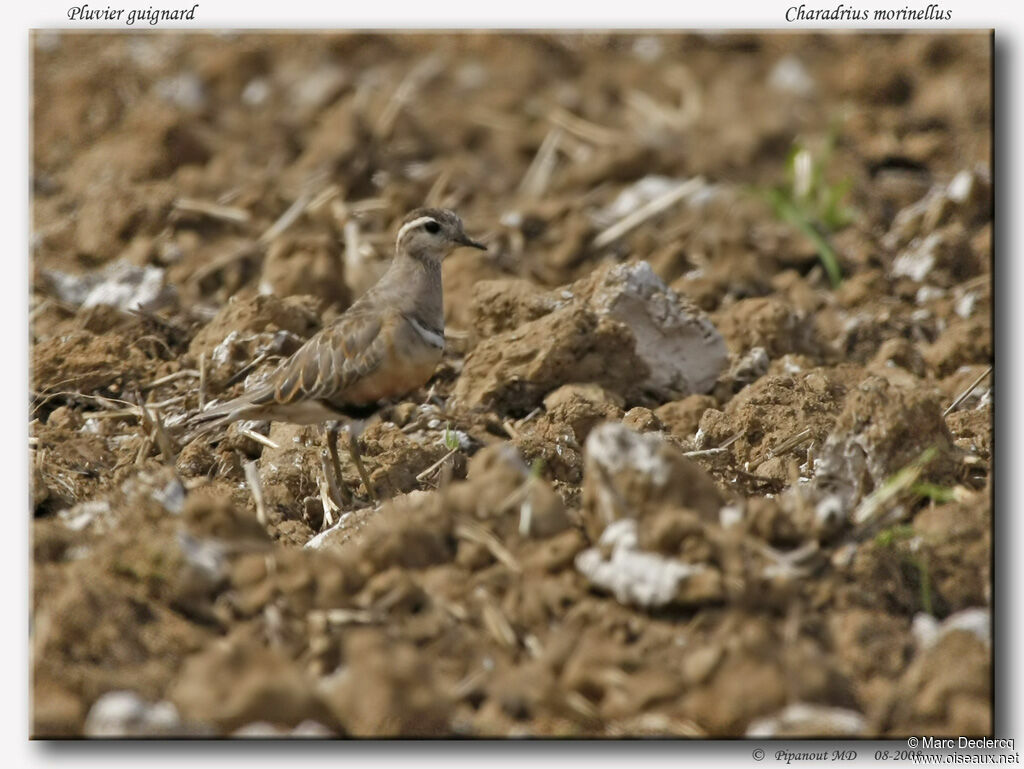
[187, 207, 485, 502]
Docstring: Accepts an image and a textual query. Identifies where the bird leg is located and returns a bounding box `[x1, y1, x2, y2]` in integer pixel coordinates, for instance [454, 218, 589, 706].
[324, 422, 353, 508]
[346, 430, 379, 504]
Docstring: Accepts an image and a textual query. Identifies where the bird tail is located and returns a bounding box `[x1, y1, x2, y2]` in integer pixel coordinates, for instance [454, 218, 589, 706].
[179, 385, 273, 443]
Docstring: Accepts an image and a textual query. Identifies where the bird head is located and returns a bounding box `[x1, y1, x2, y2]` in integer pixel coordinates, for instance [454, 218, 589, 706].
[395, 208, 486, 263]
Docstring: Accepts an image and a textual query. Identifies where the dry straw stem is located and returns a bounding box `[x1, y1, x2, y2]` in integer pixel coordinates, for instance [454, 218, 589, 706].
[467, 106, 519, 134]
[625, 68, 702, 133]
[943, 365, 992, 418]
[518, 494, 533, 538]
[31, 391, 128, 415]
[258, 188, 313, 246]
[432, 594, 468, 622]
[516, 407, 543, 427]
[517, 127, 563, 201]
[317, 449, 344, 525]
[455, 520, 521, 574]
[547, 106, 620, 146]
[375, 55, 443, 139]
[173, 197, 251, 225]
[425, 167, 451, 208]
[343, 219, 363, 278]
[190, 242, 261, 287]
[134, 435, 153, 465]
[142, 369, 199, 391]
[243, 459, 268, 527]
[451, 667, 490, 700]
[607, 715, 706, 738]
[314, 608, 381, 627]
[237, 427, 279, 450]
[852, 448, 937, 531]
[415, 447, 459, 483]
[29, 298, 51, 322]
[130, 304, 187, 327]
[756, 426, 815, 469]
[305, 184, 340, 215]
[494, 477, 534, 518]
[593, 176, 706, 249]
[224, 352, 269, 388]
[747, 538, 817, 580]
[564, 690, 601, 721]
[79, 407, 141, 421]
[139, 402, 177, 464]
[349, 197, 390, 215]
[197, 352, 207, 411]
[34, 375, 123, 402]
[687, 428, 746, 458]
[148, 394, 188, 410]
[720, 429, 745, 449]
[682, 447, 728, 458]
[81, 393, 185, 421]
[523, 633, 544, 659]
[317, 475, 336, 529]
[33, 295, 80, 320]
[476, 588, 518, 650]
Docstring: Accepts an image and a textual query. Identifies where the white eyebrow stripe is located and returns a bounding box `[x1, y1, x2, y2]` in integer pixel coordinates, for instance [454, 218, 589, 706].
[407, 315, 445, 349]
[396, 216, 440, 245]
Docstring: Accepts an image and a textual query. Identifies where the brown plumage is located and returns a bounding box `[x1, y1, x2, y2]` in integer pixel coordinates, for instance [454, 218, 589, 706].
[186, 208, 484, 439]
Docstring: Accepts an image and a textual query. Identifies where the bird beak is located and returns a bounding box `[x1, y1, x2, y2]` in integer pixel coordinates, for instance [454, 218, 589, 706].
[457, 234, 487, 251]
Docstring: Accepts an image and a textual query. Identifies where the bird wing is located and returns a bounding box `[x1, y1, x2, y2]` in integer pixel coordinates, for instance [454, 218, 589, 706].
[183, 306, 393, 439]
[263, 306, 389, 406]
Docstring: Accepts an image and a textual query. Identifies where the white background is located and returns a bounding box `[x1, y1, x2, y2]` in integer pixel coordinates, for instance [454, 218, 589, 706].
[3, 1, 1015, 765]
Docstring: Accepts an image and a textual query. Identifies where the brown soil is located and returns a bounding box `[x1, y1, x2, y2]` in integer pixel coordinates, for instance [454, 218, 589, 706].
[30, 31, 992, 737]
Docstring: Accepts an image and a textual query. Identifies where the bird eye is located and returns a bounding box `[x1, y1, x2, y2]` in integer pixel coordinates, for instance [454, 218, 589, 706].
[424, 220, 441, 234]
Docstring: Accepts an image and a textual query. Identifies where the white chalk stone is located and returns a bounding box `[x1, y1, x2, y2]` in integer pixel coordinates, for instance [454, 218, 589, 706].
[769, 55, 816, 97]
[575, 519, 707, 608]
[584, 423, 672, 487]
[590, 262, 728, 398]
[84, 691, 185, 737]
[47, 259, 175, 313]
[747, 703, 866, 737]
[892, 233, 942, 281]
[155, 73, 205, 111]
[58, 500, 112, 532]
[913, 607, 990, 649]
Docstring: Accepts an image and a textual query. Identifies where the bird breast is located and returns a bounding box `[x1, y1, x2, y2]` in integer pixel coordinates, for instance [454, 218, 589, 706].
[340, 315, 443, 404]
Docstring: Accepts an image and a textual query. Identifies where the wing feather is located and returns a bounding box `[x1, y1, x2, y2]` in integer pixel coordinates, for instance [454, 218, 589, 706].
[268, 309, 386, 406]
[183, 305, 395, 440]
